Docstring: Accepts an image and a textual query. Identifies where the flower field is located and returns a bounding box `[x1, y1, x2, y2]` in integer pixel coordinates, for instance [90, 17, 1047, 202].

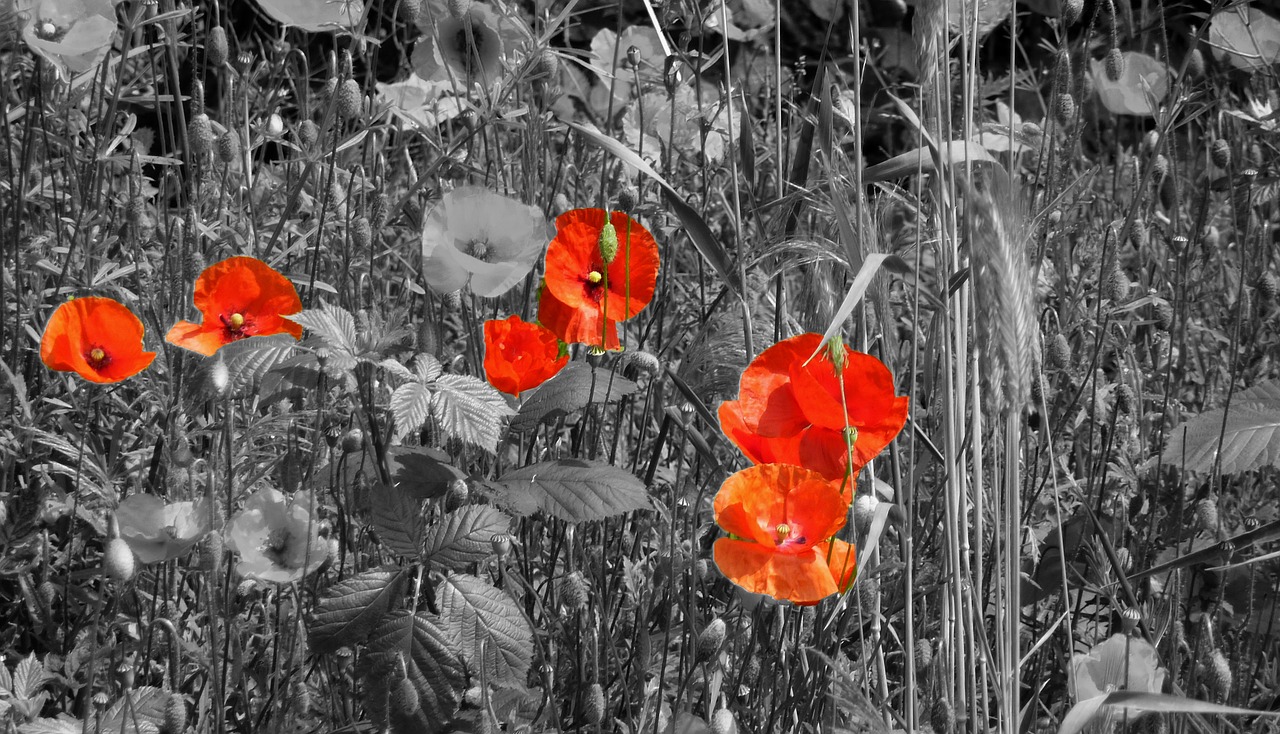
[2, 0, 1280, 732]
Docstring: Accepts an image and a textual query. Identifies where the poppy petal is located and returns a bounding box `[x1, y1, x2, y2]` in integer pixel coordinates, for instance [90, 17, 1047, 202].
[713, 539, 838, 604]
[790, 348, 899, 431]
[165, 321, 229, 358]
[483, 315, 569, 396]
[735, 336, 817, 438]
[537, 283, 620, 350]
[713, 464, 846, 548]
[40, 297, 155, 383]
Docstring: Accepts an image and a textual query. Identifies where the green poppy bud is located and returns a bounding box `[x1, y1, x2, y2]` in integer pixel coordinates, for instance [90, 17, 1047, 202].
[598, 217, 618, 264]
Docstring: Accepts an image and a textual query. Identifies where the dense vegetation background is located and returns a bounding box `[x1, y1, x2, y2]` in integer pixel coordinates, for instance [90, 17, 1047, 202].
[2, 0, 1280, 732]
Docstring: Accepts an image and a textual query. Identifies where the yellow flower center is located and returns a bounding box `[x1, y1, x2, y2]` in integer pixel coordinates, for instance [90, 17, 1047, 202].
[89, 348, 106, 363]
[587, 271, 603, 284]
[229, 313, 245, 329]
[776, 523, 791, 541]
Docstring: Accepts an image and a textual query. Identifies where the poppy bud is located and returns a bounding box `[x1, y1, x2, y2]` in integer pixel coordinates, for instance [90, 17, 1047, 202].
[491, 534, 512, 557]
[209, 355, 230, 394]
[207, 26, 229, 67]
[400, 0, 421, 24]
[200, 533, 224, 574]
[216, 131, 240, 164]
[1152, 154, 1168, 180]
[559, 570, 589, 611]
[1102, 264, 1129, 303]
[930, 697, 955, 734]
[1154, 300, 1173, 331]
[36, 579, 57, 612]
[711, 708, 736, 734]
[625, 45, 641, 69]
[914, 638, 934, 670]
[1061, 0, 1082, 24]
[697, 617, 726, 660]
[447, 0, 471, 19]
[1187, 47, 1205, 78]
[163, 692, 187, 734]
[388, 673, 421, 731]
[445, 478, 470, 511]
[537, 48, 559, 79]
[234, 51, 253, 75]
[1055, 48, 1071, 80]
[1048, 333, 1071, 368]
[1115, 383, 1136, 414]
[1054, 92, 1075, 128]
[1201, 649, 1232, 702]
[104, 537, 135, 583]
[583, 683, 605, 725]
[1195, 496, 1219, 532]
[598, 217, 619, 264]
[616, 186, 638, 212]
[191, 80, 206, 115]
[1210, 139, 1231, 169]
[265, 112, 285, 138]
[1048, 209, 1062, 225]
[1113, 547, 1132, 574]
[1105, 49, 1125, 82]
[853, 493, 879, 535]
[189, 114, 214, 160]
[1259, 272, 1279, 302]
[350, 216, 372, 249]
[336, 79, 363, 121]
[552, 192, 571, 215]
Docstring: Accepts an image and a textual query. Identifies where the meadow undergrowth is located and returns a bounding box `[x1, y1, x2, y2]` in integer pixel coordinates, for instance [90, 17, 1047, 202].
[1, 0, 1280, 732]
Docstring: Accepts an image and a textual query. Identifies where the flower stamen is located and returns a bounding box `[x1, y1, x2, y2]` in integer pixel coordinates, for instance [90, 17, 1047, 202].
[587, 271, 603, 284]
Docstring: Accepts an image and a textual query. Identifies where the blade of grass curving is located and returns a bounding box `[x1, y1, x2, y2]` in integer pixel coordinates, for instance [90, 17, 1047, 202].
[566, 121, 743, 299]
[803, 253, 908, 362]
[1059, 692, 1280, 734]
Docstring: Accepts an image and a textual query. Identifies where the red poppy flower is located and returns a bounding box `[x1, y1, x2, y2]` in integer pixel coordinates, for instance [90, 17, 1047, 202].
[483, 315, 569, 397]
[713, 464, 857, 605]
[718, 333, 908, 483]
[166, 256, 303, 357]
[40, 297, 157, 384]
[539, 208, 659, 349]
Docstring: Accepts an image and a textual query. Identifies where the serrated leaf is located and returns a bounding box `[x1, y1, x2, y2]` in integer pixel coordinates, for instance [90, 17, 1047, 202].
[431, 374, 515, 453]
[12, 653, 45, 698]
[367, 611, 467, 731]
[1155, 380, 1280, 476]
[93, 686, 169, 733]
[438, 575, 533, 687]
[380, 357, 415, 381]
[388, 447, 466, 500]
[207, 334, 299, 397]
[509, 363, 638, 433]
[17, 717, 80, 734]
[370, 483, 425, 559]
[391, 382, 434, 436]
[413, 353, 443, 383]
[423, 506, 511, 570]
[309, 567, 409, 654]
[288, 304, 360, 355]
[492, 459, 651, 522]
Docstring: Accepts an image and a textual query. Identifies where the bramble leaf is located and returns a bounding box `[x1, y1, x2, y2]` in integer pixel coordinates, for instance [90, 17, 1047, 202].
[422, 506, 511, 570]
[309, 567, 409, 654]
[438, 574, 534, 687]
[431, 374, 514, 453]
[510, 363, 637, 433]
[369, 483, 425, 560]
[491, 459, 651, 522]
[366, 611, 466, 731]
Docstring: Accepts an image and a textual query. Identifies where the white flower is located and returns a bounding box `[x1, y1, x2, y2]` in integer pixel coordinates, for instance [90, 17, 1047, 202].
[587, 25, 665, 115]
[420, 186, 552, 297]
[225, 487, 328, 584]
[622, 84, 738, 167]
[411, 1, 526, 87]
[376, 75, 468, 129]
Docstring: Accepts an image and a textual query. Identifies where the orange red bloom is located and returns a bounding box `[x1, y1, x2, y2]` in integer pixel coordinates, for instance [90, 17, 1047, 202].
[538, 208, 659, 350]
[719, 333, 908, 483]
[166, 256, 303, 356]
[483, 315, 569, 397]
[40, 297, 156, 384]
[713, 464, 857, 605]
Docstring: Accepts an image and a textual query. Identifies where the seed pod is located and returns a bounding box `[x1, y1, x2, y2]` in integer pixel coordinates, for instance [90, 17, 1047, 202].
[1105, 48, 1125, 82]
[298, 119, 320, 149]
[1054, 93, 1075, 128]
[207, 26, 228, 67]
[1210, 139, 1231, 169]
[583, 683, 605, 725]
[446, 0, 471, 19]
[1055, 48, 1072, 80]
[104, 537, 136, 583]
[444, 478, 470, 511]
[162, 692, 187, 734]
[1119, 606, 1142, 635]
[559, 570, 589, 611]
[1195, 496, 1219, 532]
[1153, 300, 1174, 331]
[598, 218, 619, 264]
[371, 191, 390, 228]
[200, 532, 224, 574]
[853, 493, 879, 535]
[616, 185, 638, 212]
[711, 708, 736, 734]
[188, 114, 214, 160]
[36, 580, 57, 610]
[388, 672, 421, 731]
[336, 79, 362, 120]
[1049, 333, 1071, 368]
[491, 534, 512, 557]
[537, 48, 559, 79]
[1152, 154, 1169, 180]
[1061, 0, 1082, 24]
[216, 131, 239, 164]
[552, 192, 571, 215]
[697, 618, 727, 661]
